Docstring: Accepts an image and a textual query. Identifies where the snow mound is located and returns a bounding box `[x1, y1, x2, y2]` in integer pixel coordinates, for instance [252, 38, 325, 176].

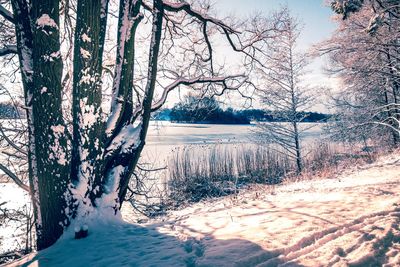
[7, 153, 400, 266]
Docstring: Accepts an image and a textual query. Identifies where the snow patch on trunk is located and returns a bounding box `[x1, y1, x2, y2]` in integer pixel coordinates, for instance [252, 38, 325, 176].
[49, 124, 67, 166]
[97, 165, 126, 211]
[81, 33, 92, 43]
[80, 48, 91, 59]
[36, 14, 58, 29]
[106, 122, 141, 154]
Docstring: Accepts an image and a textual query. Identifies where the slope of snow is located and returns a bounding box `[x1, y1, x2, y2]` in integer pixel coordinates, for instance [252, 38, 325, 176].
[6, 153, 400, 267]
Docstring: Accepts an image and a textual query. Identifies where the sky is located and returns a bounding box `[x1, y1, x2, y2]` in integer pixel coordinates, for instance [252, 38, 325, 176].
[0, 1, 338, 113]
[215, 0, 336, 49]
[213, 0, 339, 112]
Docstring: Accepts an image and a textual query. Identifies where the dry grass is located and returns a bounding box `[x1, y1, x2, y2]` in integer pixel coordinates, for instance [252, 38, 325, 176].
[296, 141, 381, 182]
[165, 141, 386, 205]
[166, 144, 293, 204]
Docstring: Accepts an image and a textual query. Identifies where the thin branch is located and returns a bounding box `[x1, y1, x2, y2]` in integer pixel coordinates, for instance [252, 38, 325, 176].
[0, 4, 15, 23]
[0, 163, 29, 192]
[0, 45, 18, 56]
[0, 125, 27, 155]
[150, 75, 245, 112]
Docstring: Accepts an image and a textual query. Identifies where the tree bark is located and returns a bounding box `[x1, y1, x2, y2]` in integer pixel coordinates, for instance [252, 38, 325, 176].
[11, 0, 39, 246]
[116, 0, 164, 205]
[31, 0, 71, 250]
[293, 121, 302, 174]
[71, 0, 106, 210]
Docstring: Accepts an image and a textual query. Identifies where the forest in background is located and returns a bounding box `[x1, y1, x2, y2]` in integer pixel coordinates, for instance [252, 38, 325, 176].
[153, 96, 330, 124]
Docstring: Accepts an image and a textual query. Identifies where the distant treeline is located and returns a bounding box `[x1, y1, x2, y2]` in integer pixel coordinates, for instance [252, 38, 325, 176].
[164, 97, 250, 124]
[0, 100, 329, 123]
[169, 107, 251, 124]
[238, 109, 331, 123]
[153, 97, 330, 124]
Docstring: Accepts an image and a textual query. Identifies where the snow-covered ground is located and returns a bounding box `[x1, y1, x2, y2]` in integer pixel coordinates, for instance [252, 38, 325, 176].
[6, 153, 400, 267]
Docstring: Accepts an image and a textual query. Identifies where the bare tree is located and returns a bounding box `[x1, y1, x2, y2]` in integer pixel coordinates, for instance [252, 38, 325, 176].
[318, 0, 400, 147]
[255, 8, 314, 174]
[0, 0, 278, 250]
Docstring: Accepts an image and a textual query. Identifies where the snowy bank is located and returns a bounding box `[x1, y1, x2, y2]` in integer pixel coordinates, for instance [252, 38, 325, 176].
[6, 153, 400, 266]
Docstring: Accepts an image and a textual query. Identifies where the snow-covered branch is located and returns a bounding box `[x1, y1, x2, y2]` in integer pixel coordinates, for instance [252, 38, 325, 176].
[106, 0, 143, 139]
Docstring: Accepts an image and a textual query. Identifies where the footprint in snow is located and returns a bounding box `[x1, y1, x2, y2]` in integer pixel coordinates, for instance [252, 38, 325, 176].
[183, 237, 205, 257]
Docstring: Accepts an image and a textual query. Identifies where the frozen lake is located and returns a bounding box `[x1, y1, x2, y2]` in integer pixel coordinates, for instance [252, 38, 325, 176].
[146, 121, 323, 145]
[0, 120, 325, 171]
[147, 121, 255, 145]
[142, 121, 324, 167]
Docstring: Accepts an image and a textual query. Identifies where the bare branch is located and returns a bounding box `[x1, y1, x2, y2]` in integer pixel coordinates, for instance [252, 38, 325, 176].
[151, 75, 245, 112]
[0, 4, 15, 23]
[0, 125, 27, 155]
[0, 45, 17, 56]
[0, 163, 29, 192]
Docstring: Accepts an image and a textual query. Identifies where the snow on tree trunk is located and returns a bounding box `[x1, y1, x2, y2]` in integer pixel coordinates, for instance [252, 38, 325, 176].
[11, 0, 40, 245]
[31, 0, 71, 250]
[106, 0, 142, 139]
[70, 0, 106, 218]
[102, 0, 164, 209]
[117, 0, 164, 204]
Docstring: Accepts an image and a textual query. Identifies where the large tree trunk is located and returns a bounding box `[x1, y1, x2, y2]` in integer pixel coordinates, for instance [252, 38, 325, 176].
[102, 0, 164, 208]
[71, 0, 106, 212]
[11, 0, 39, 246]
[30, 0, 71, 250]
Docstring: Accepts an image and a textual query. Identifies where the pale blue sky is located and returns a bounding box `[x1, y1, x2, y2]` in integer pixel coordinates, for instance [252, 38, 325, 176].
[215, 0, 336, 49]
